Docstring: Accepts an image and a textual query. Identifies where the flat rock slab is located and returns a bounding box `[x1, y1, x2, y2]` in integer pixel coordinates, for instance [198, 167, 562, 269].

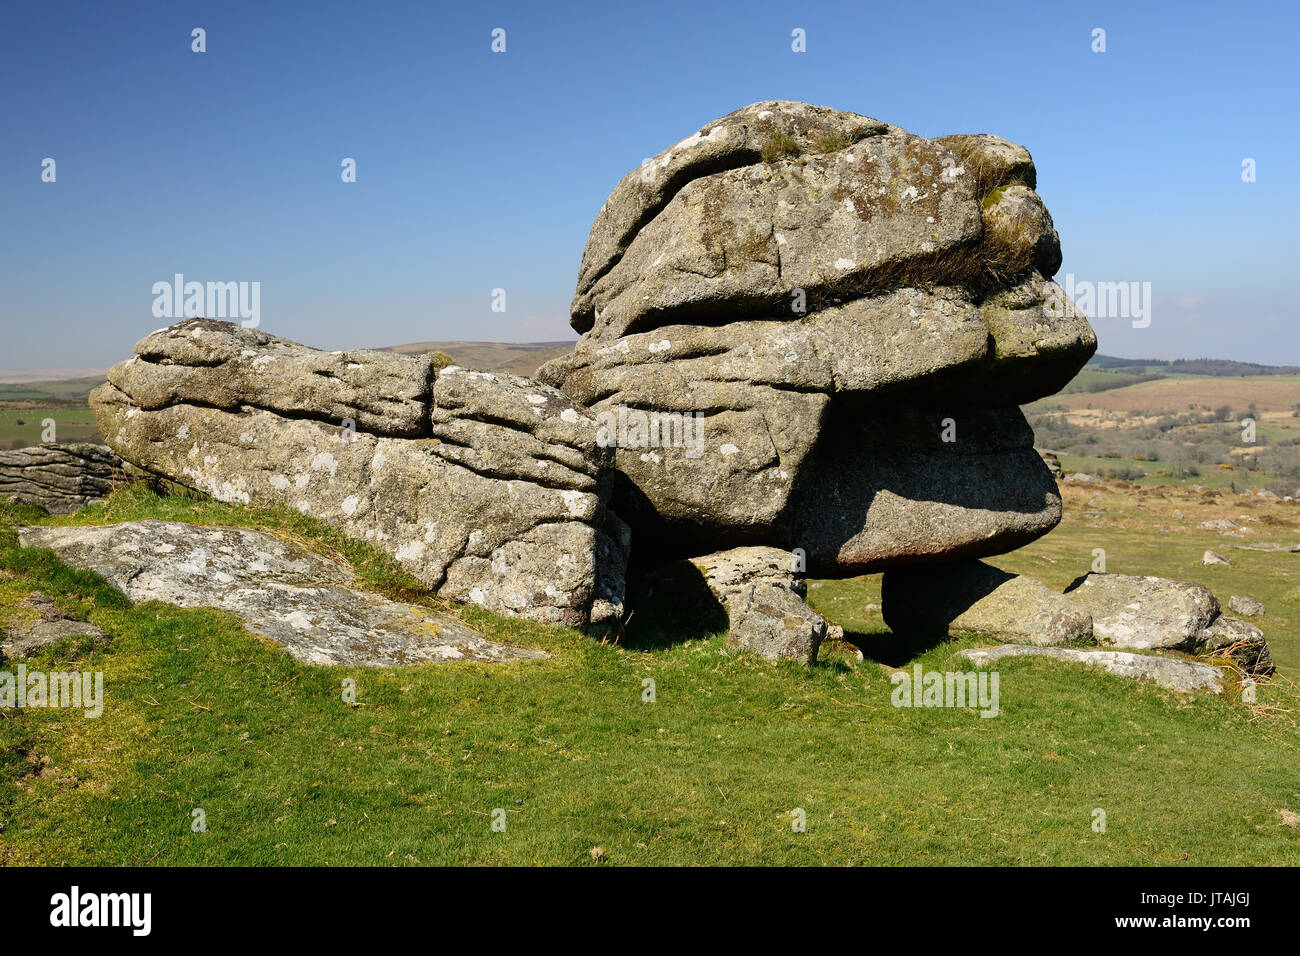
[17, 521, 546, 668]
[958, 645, 1225, 694]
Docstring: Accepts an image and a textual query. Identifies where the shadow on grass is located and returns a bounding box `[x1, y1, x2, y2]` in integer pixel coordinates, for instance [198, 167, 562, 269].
[844, 627, 950, 668]
[616, 558, 728, 652]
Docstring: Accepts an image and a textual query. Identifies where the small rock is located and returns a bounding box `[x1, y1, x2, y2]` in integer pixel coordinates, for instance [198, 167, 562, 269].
[1198, 614, 1274, 677]
[2, 618, 108, 661]
[1227, 595, 1265, 617]
[1202, 550, 1230, 566]
[1200, 518, 1240, 532]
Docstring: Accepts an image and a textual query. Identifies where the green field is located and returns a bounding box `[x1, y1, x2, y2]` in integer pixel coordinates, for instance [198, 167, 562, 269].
[0, 407, 100, 449]
[1, 483, 1297, 866]
[0, 377, 106, 403]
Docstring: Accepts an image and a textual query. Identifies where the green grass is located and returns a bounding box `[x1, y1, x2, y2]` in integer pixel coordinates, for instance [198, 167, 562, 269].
[1, 484, 1298, 865]
[761, 130, 802, 163]
[1054, 452, 1277, 490]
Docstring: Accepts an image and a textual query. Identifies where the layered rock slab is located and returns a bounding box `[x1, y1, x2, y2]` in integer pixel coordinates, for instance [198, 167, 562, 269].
[958, 646, 1226, 695]
[19, 521, 545, 667]
[91, 322, 628, 627]
[0, 443, 125, 514]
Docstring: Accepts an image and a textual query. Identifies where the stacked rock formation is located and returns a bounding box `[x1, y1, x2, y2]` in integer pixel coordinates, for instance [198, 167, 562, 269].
[91, 320, 628, 628]
[0, 443, 125, 514]
[91, 101, 1100, 664]
[539, 100, 1095, 571]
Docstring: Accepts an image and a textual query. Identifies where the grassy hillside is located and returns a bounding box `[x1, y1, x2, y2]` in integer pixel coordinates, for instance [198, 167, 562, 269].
[1, 483, 1297, 866]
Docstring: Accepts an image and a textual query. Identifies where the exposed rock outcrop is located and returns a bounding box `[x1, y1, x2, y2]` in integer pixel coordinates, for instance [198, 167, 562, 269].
[91, 320, 628, 627]
[19, 521, 546, 666]
[540, 100, 1095, 569]
[957, 646, 1227, 695]
[0, 443, 125, 514]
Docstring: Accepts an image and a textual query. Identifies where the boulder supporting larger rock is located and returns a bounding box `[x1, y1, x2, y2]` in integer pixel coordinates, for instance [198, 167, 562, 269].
[691, 546, 828, 664]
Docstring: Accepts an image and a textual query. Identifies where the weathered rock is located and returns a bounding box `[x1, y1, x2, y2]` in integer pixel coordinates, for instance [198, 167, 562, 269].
[111, 320, 434, 436]
[1227, 595, 1265, 617]
[1202, 550, 1230, 566]
[727, 583, 827, 666]
[541, 101, 1094, 571]
[957, 645, 1226, 695]
[788, 407, 1060, 574]
[91, 324, 629, 627]
[574, 101, 898, 318]
[1197, 614, 1274, 677]
[1063, 573, 1219, 650]
[882, 560, 1092, 645]
[18, 521, 545, 667]
[690, 545, 827, 663]
[1039, 451, 1063, 478]
[2, 618, 108, 661]
[0, 443, 125, 514]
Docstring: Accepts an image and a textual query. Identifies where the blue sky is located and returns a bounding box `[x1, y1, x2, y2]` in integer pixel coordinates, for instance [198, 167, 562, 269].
[2, 0, 1297, 371]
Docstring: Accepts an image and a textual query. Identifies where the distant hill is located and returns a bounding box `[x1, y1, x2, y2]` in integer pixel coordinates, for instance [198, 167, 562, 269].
[382, 340, 575, 377]
[0, 375, 107, 402]
[1088, 354, 1300, 376]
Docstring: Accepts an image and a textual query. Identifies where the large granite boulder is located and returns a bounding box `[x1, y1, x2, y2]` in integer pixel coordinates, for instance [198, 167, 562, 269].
[91, 320, 628, 628]
[540, 100, 1095, 570]
[0, 443, 125, 514]
[18, 521, 545, 666]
